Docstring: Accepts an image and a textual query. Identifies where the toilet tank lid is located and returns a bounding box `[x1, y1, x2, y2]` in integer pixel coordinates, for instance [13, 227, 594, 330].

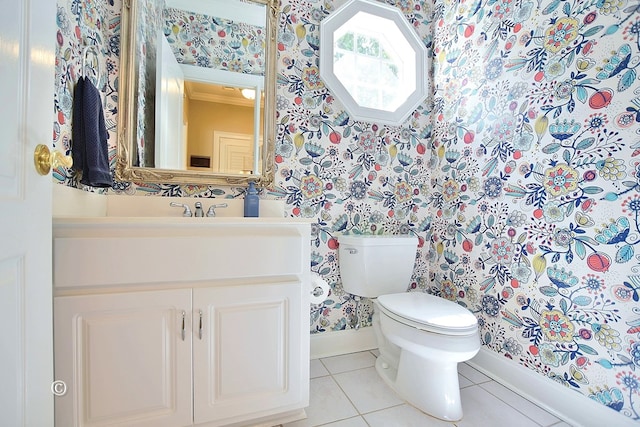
[377, 293, 477, 332]
[338, 234, 418, 246]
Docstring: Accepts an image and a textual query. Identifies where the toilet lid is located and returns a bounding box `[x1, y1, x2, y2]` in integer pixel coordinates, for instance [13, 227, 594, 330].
[377, 293, 478, 335]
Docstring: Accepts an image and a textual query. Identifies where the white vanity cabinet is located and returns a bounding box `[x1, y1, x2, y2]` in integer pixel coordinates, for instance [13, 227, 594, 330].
[54, 289, 193, 427]
[193, 282, 305, 425]
[53, 218, 311, 427]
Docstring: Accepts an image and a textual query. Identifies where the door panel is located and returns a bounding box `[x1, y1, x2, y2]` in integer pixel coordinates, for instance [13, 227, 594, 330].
[213, 131, 254, 174]
[0, 0, 56, 424]
[193, 282, 304, 426]
[54, 290, 192, 427]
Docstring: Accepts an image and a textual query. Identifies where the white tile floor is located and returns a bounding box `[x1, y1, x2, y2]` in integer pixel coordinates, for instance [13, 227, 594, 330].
[283, 350, 573, 427]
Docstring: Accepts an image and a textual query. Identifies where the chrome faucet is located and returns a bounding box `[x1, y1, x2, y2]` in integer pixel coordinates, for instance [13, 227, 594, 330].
[170, 201, 227, 217]
[169, 202, 193, 217]
[194, 202, 205, 217]
[206, 203, 228, 217]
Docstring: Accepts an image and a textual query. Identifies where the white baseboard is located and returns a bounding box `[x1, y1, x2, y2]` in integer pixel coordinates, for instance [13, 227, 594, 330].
[310, 330, 636, 426]
[310, 327, 377, 359]
[468, 348, 637, 427]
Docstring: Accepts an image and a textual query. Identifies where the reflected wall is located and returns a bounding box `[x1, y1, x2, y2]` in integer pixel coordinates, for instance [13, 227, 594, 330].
[133, 0, 267, 168]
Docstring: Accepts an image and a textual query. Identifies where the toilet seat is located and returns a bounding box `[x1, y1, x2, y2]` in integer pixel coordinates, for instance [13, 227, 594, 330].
[376, 292, 478, 336]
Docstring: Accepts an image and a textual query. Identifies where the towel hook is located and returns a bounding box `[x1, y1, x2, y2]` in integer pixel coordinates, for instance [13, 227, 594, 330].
[80, 45, 106, 109]
[81, 45, 101, 86]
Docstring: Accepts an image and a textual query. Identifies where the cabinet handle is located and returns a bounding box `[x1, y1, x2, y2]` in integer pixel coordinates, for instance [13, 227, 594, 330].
[181, 310, 186, 341]
[198, 310, 203, 340]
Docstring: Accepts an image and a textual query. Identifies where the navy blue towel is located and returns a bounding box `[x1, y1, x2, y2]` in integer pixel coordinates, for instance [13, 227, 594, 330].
[72, 76, 112, 188]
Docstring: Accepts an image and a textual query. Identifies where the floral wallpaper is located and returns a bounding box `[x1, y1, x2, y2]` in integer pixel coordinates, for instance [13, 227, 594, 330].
[273, 0, 434, 335]
[163, 7, 266, 75]
[134, 0, 163, 167]
[53, 0, 119, 188]
[430, 0, 640, 421]
[52, 0, 251, 197]
[52, 0, 640, 422]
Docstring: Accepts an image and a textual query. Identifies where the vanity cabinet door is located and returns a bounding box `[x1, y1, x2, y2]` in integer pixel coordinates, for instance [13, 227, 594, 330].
[193, 282, 307, 426]
[54, 289, 193, 427]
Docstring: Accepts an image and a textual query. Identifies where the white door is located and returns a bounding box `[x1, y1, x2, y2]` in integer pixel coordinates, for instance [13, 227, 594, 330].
[0, 0, 56, 425]
[213, 131, 255, 174]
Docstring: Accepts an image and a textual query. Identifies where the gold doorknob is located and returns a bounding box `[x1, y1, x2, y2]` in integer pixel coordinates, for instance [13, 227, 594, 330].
[34, 144, 73, 175]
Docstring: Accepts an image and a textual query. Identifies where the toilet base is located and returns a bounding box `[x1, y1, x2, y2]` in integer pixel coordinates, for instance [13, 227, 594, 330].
[370, 299, 479, 421]
[375, 351, 463, 421]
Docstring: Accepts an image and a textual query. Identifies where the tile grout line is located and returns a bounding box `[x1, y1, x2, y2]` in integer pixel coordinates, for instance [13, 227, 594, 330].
[477, 380, 560, 427]
[322, 354, 468, 426]
[460, 375, 544, 425]
[326, 351, 458, 426]
[320, 351, 416, 427]
[312, 353, 561, 427]
[319, 356, 373, 427]
[324, 352, 392, 417]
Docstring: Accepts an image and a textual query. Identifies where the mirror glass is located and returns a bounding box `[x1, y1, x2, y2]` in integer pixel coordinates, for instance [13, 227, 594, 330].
[116, 0, 276, 186]
[320, 0, 427, 126]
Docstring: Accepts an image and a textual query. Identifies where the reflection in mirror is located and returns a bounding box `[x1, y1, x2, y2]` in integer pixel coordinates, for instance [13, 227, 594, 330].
[116, 0, 277, 186]
[155, 62, 264, 175]
[182, 79, 263, 175]
[320, 0, 428, 126]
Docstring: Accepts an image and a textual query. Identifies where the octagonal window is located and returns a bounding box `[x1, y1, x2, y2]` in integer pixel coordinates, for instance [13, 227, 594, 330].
[320, 0, 428, 126]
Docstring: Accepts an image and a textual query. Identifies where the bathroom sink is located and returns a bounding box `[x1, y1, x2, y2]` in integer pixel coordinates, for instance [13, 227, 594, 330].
[106, 195, 285, 218]
[52, 185, 305, 291]
[53, 216, 310, 290]
[53, 184, 285, 218]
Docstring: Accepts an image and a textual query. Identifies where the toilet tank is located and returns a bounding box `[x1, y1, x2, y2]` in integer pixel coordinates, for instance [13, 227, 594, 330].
[337, 235, 418, 298]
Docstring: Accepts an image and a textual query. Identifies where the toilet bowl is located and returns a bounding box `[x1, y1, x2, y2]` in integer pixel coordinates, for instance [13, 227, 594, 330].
[337, 235, 481, 421]
[373, 293, 480, 421]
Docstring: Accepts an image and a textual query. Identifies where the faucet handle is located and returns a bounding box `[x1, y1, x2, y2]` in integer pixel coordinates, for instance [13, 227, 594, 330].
[206, 203, 228, 217]
[170, 202, 193, 217]
[194, 202, 205, 217]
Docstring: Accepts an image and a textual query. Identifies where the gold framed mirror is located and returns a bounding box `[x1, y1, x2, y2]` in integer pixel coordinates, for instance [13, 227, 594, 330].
[116, 0, 277, 186]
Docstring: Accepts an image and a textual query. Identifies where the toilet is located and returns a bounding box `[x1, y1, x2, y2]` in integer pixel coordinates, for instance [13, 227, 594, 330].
[338, 234, 480, 421]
